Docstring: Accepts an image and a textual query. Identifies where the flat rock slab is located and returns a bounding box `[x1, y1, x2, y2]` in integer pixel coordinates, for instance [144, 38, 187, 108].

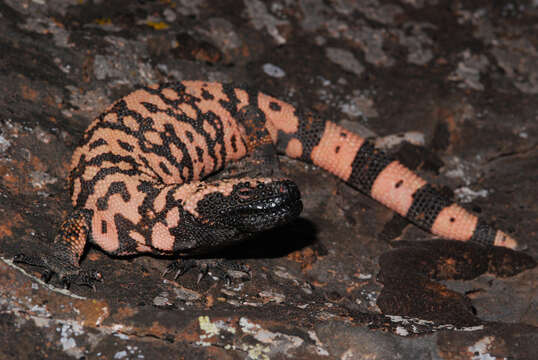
[0, 0, 536, 359]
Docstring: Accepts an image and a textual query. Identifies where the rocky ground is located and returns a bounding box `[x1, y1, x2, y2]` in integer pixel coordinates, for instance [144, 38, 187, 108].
[0, 0, 537, 359]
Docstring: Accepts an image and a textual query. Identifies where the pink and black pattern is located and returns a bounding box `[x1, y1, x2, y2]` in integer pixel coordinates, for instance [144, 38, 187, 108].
[15, 81, 518, 286]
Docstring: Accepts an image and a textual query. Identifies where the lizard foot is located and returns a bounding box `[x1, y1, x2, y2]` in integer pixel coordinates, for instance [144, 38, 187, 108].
[162, 258, 251, 285]
[13, 253, 102, 290]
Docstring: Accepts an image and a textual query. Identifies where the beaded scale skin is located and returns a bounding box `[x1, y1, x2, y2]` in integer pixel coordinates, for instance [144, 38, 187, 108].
[15, 81, 518, 287]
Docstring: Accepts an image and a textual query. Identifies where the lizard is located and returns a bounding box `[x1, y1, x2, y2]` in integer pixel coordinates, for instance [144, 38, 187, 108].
[14, 81, 521, 287]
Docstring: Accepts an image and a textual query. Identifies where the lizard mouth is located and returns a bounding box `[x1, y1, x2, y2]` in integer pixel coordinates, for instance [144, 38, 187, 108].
[230, 180, 303, 232]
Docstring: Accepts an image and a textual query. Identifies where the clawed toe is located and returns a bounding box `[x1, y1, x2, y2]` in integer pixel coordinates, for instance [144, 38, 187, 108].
[162, 258, 251, 284]
[13, 253, 102, 290]
[162, 258, 197, 279]
[62, 269, 103, 290]
[14, 253, 46, 268]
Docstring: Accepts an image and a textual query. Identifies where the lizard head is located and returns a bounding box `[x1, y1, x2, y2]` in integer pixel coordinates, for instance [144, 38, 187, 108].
[193, 178, 302, 232]
[174, 178, 302, 252]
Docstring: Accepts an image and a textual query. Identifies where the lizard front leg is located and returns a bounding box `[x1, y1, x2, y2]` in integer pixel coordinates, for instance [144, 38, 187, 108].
[15, 209, 102, 288]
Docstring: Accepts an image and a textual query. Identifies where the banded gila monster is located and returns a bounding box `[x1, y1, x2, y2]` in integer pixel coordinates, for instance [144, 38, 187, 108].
[15, 81, 519, 287]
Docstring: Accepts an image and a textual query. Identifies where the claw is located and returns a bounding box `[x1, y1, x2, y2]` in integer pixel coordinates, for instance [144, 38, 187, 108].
[162, 259, 196, 280]
[60, 277, 71, 289]
[13, 253, 102, 290]
[162, 258, 251, 285]
[196, 271, 205, 284]
[41, 269, 53, 283]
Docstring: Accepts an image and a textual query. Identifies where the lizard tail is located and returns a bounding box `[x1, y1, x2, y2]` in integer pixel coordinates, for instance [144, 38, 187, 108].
[259, 94, 518, 249]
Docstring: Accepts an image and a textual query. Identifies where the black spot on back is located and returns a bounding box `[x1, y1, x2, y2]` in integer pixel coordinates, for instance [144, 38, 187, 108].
[269, 101, 281, 111]
[96, 181, 131, 210]
[117, 140, 134, 152]
[89, 138, 107, 150]
[142, 102, 159, 113]
[201, 88, 215, 100]
[230, 135, 238, 152]
[186, 131, 194, 142]
[195, 146, 204, 161]
[159, 161, 172, 175]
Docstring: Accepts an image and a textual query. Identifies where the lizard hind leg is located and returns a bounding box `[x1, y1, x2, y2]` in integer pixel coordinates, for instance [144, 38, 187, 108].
[14, 209, 102, 289]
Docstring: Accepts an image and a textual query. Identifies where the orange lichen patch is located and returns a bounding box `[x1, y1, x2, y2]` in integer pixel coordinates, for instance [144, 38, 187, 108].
[0, 260, 112, 327]
[146, 321, 170, 338]
[44, 94, 60, 108]
[345, 281, 366, 294]
[146, 21, 169, 30]
[74, 299, 111, 327]
[434, 257, 459, 278]
[201, 294, 213, 308]
[287, 247, 316, 271]
[0, 168, 19, 194]
[110, 306, 138, 322]
[434, 107, 462, 150]
[311, 122, 364, 180]
[311, 280, 328, 288]
[0, 212, 24, 238]
[94, 17, 112, 26]
[431, 204, 477, 241]
[19, 84, 39, 101]
[285, 138, 303, 158]
[371, 162, 428, 216]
